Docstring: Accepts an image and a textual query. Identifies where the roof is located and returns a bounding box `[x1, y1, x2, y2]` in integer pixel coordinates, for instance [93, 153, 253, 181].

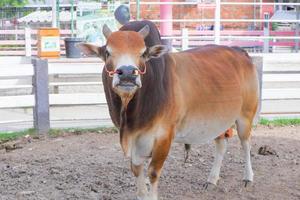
[27, 0, 75, 5]
[18, 10, 76, 23]
[271, 10, 299, 21]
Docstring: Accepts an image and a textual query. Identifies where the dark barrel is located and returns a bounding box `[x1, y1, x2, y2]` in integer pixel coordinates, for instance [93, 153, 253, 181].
[64, 37, 84, 58]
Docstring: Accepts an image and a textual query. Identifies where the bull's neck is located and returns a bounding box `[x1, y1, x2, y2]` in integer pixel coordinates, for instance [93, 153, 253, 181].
[121, 59, 171, 132]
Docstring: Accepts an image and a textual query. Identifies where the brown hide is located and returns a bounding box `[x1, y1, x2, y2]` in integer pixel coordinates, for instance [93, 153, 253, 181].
[172, 45, 258, 137]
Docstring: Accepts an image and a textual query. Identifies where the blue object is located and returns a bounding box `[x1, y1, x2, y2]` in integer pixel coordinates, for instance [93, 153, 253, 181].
[114, 5, 130, 25]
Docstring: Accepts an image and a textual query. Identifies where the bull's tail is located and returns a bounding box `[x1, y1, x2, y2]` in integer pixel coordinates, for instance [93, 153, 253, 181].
[184, 144, 191, 163]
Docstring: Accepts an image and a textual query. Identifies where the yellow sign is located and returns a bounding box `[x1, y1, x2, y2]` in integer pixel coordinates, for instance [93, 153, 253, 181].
[41, 36, 60, 52]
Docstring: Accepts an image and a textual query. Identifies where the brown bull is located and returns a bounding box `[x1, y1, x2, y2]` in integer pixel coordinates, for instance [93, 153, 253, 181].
[78, 20, 259, 200]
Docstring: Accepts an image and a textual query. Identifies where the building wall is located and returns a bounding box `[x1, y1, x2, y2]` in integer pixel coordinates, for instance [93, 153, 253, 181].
[130, 0, 275, 30]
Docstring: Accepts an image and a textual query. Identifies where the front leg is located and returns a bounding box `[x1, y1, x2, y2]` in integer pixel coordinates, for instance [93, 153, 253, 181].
[147, 127, 174, 200]
[131, 163, 148, 199]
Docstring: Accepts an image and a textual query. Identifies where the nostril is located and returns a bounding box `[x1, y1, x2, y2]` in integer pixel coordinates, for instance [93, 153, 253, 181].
[115, 69, 123, 75]
[132, 69, 139, 76]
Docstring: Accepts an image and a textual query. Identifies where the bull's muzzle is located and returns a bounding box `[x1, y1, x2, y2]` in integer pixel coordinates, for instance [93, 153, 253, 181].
[117, 65, 139, 84]
[113, 65, 142, 91]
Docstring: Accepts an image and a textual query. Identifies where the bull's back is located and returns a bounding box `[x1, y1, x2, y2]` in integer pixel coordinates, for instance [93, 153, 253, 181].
[171, 45, 258, 144]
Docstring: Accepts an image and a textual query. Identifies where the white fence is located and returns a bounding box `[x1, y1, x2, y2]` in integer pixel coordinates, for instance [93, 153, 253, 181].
[0, 57, 109, 132]
[0, 29, 73, 56]
[0, 54, 300, 132]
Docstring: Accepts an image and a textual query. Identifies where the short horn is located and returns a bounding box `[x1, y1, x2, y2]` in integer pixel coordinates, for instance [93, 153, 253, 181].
[103, 24, 112, 39]
[138, 25, 150, 39]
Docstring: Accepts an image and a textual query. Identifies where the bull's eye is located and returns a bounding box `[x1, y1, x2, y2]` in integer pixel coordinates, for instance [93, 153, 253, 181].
[105, 50, 111, 58]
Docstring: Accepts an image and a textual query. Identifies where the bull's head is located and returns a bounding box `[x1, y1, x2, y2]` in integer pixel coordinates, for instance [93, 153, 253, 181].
[78, 25, 168, 106]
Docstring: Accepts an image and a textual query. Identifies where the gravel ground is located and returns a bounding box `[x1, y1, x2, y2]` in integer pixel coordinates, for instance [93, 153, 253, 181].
[0, 125, 299, 200]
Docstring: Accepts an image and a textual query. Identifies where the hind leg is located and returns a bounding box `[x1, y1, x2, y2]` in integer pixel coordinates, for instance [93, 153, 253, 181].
[205, 136, 227, 187]
[236, 117, 254, 186]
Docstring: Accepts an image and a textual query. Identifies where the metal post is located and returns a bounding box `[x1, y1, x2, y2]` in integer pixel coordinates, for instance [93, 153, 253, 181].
[52, 0, 57, 27]
[160, 0, 173, 49]
[251, 56, 263, 124]
[263, 12, 270, 53]
[214, 0, 221, 45]
[278, 0, 283, 11]
[32, 58, 50, 134]
[253, 0, 256, 29]
[56, 0, 60, 28]
[71, 0, 74, 37]
[181, 28, 188, 50]
[136, 0, 140, 20]
[25, 27, 32, 57]
[295, 6, 299, 53]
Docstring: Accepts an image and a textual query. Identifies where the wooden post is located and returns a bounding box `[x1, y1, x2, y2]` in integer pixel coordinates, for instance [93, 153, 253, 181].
[263, 12, 270, 53]
[32, 58, 50, 134]
[25, 27, 32, 57]
[181, 28, 188, 51]
[251, 56, 263, 124]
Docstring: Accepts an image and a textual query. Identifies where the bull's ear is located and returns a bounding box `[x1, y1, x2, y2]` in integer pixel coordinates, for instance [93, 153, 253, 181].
[103, 24, 112, 39]
[146, 45, 169, 60]
[76, 43, 106, 60]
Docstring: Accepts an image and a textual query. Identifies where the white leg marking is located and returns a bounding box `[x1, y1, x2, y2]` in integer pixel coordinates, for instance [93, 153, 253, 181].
[236, 117, 254, 183]
[132, 133, 156, 200]
[136, 170, 148, 199]
[241, 140, 254, 182]
[148, 181, 158, 200]
[207, 138, 227, 185]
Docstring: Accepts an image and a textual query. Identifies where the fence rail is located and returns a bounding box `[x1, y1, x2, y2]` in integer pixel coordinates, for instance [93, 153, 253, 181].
[130, 2, 300, 6]
[130, 0, 300, 52]
[1, 29, 299, 56]
[2, 55, 300, 132]
[0, 1, 299, 55]
[151, 19, 300, 23]
[0, 29, 73, 56]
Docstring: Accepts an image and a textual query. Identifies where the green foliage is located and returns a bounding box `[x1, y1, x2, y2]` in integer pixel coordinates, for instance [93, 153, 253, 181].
[49, 127, 117, 137]
[0, 127, 117, 142]
[0, 0, 28, 7]
[0, 128, 36, 142]
[272, 22, 279, 31]
[259, 118, 300, 127]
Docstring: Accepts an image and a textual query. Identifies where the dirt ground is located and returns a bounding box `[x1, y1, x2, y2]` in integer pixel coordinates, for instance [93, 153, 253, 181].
[0, 125, 299, 200]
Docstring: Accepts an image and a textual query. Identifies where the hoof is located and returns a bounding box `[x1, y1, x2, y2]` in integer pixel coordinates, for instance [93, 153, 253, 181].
[243, 179, 252, 187]
[136, 193, 147, 200]
[203, 182, 216, 190]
